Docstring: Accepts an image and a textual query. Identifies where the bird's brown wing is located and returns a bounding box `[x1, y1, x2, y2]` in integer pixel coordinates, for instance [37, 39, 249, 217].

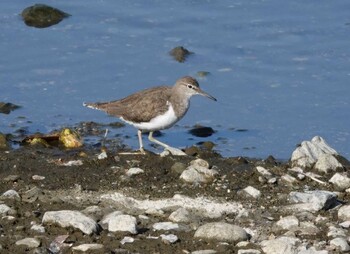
[93, 86, 171, 123]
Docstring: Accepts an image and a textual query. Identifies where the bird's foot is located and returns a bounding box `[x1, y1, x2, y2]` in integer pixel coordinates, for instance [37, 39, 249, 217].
[160, 147, 187, 156]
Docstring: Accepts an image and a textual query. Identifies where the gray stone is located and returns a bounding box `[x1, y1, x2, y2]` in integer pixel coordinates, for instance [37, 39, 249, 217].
[194, 222, 248, 243]
[190, 158, 210, 168]
[15, 237, 41, 248]
[275, 215, 299, 230]
[1, 189, 21, 201]
[191, 250, 217, 254]
[329, 173, 350, 191]
[160, 234, 178, 244]
[180, 164, 218, 184]
[0, 204, 13, 215]
[327, 225, 347, 238]
[261, 236, 300, 254]
[291, 136, 338, 168]
[288, 190, 337, 211]
[237, 250, 261, 254]
[153, 222, 180, 231]
[171, 162, 187, 174]
[329, 237, 350, 252]
[101, 214, 137, 234]
[125, 167, 144, 177]
[315, 154, 342, 173]
[298, 247, 328, 254]
[256, 166, 272, 177]
[281, 174, 298, 184]
[168, 208, 193, 223]
[31, 224, 46, 233]
[120, 236, 134, 245]
[72, 243, 104, 252]
[243, 186, 261, 198]
[338, 205, 350, 221]
[42, 210, 98, 235]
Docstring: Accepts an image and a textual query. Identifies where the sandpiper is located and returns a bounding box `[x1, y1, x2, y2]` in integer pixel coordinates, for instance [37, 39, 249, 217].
[84, 76, 216, 155]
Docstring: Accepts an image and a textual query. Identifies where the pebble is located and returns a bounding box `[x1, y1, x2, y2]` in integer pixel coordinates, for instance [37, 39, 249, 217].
[237, 250, 261, 254]
[120, 236, 135, 245]
[125, 167, 144, 177]
[1, 189, 21, 201]
[275, 215, 299, 230]
[3, 174, 20, 182]
[281, 174, 298, 184]
[180, 164, 218, 184]
[288, 190, 337, 212]
[153, 222, 180, 231]
[327, 225, 347, 238]
[168, 208, 193, 223]
[101, 214, 137, 234]
[42, 210, 98, 235]
[260, 236, 300, 254]
[171, 162, 187, 174]
[255, 166, 272, 177]
[338, 205, 350, 221]
[191, 250, 217, 254]
[291, 136, 338, 168]
[30, 224, 46, 233]
[329, 237, 350, 252]
[97, 151, 108, 160]
[329, 173, 350, 190]
[72, 243, 104, 252]
[0, 204, 12, 215]
[243, 186, 261, 198]
[298, 247, 328, 254]
[194, 222, 248, 243]
[15, 237, 41, 248]
[160, 233, 178, 244]
[32, 174, 45, 180]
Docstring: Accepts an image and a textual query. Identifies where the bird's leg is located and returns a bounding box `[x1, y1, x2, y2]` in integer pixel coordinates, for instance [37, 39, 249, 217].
[138, 129, 146, 154]
[148, 131, 186, 156]
[118, 129, 145, 155]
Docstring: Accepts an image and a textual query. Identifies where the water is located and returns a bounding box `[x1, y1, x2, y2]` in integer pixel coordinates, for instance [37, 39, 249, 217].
[1, 1, 349, 159]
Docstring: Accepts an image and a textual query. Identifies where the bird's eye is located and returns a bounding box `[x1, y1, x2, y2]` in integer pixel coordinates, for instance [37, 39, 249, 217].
[188, 85, 193, 89]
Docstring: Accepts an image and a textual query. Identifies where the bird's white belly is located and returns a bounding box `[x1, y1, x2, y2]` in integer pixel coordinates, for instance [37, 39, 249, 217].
[121, 104, 179, 131]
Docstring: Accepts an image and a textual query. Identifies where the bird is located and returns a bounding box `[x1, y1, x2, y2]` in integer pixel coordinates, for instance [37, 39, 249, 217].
[84, 76, 216, 155]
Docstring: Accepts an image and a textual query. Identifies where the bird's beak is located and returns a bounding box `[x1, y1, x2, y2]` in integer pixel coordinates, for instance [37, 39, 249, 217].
[198, 88, 217, 101]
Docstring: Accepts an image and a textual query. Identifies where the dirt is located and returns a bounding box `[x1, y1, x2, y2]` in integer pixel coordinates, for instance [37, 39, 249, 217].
[0, 133, 349, 253]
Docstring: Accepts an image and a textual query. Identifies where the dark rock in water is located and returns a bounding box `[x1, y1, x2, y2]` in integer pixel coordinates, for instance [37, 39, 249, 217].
[189, 126, 215, 137]
[21, 4, 70, 28]
[196, 71, 210, 77]
[0, 102, 21, 114]
[169, 46, 193, 63]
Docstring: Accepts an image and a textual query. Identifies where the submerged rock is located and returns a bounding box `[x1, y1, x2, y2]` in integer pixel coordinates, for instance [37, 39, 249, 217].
[189, 126, 215, 137]
[21, 4, 70, 28]
[0, 102, 21, 114]
[169, 46, 193, 62]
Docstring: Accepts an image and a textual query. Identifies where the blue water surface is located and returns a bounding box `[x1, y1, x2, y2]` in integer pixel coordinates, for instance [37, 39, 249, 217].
[1, 1, 349, 159]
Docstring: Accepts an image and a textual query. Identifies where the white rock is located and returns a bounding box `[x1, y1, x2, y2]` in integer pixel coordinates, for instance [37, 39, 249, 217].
[42, 210, 98, 235]
[276, 215, 299, 230]
[329, 173, 350, 190]
[72, 243, 104, 252]
[338, 205, 350, 221]
[97, 151, 107, 160]
[298, 247, 328, 254]
[32, 175, 45, 180]
[327, 225, 347, 238]
[101, 213, 137, 234]
[120, 236, 134, 245]
[191, 250, 217, 254]
[99, 211, 124, 229]
[339, 221, 350, 228]
[261, 236, 300, 254]
[62, 160, 83, 166]
[329, 237, 350, 251]
[30, 224, 46, 233]
[15, 238, 40, 248]
[288, 190, 337, 212]
[194, 222, 248, 243]
[291, 136, 338, 168]
[160, 234, 178, 243]
[256, 166, 272, 177]
[298, 221, 319, 235]
[190, 158, 210, 168]
[238, 250, 261, 254]
[180, 164, 218, 183]
[243, 186, 261, 198]
[153, 222, 179, 231]
[0, 204, 12, 215]
[126, 167, 144, 177]
[315, 154, 342, 173]
[169, 208, 193, 223]
[101, 192, 244, 219]
[281, 174, 298, 184]
[1, 189, 21, 201]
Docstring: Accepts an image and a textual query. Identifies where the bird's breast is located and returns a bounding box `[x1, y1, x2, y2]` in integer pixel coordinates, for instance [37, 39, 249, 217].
[122, 103, 179, 131]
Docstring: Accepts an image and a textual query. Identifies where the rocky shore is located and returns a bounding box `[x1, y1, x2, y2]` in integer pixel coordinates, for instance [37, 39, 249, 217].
[0, 135, 350, 254]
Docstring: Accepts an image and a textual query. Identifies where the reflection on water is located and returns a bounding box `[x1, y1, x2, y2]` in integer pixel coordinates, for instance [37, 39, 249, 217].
[1, 1, 350, 159]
